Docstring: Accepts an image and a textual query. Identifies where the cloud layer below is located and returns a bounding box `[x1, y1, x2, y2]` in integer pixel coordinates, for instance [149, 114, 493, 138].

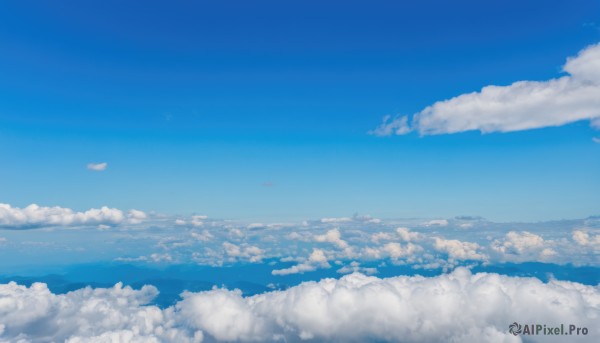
[372, 43, 600, 136]
[1, 202, 598, 272]
[0, 268, 598, 342]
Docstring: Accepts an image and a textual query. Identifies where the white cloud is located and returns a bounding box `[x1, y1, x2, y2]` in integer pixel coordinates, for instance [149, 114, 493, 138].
[572, 229, 600, 250]
[396, 227, 421, 241]
[246, 223, 265, 230]
[593, 137, 600, 144]
[166, 269, 600, 342]
[157, 236, 193, 250]
[228, 228, 244, 239]
[434, 237, 486, 261]
[286, 231, 308, 241]
[373, 43, 600, 136]
[272, 248, 330, 275]
[336, 261, 378, 275]
[382, 242, 421, 259]
[492, 231, 543, 254]
[314, 228, 349, 249]
[363, 242, 422, 261]
[222, 242, 264, 263]
[127, 209, 147, 224]
[190, 230, 214, 242]
[320, 215, 381, 224]
[2, 206, 598, 268]
[423, 219, 449, 227]
[270, 263, 317, 276]
[191, 215, 208, 227]
[320, 217, 352, 224]
[0, 282, 200, 343]
[573, 230, 590, 245]
[0, 203, 127, 229]
[370, 232, 395, 243]
[173, 215, 209, 227]
[369, 114, 411, 136]
[222, 241, 242, 257]
[115, 253, 174, 263]
[491, 231, 556, 261]
[307, 248, 329, 265]
[3, 269, 599, 342]
[352, 214, 382, 224]
[86, 162, 108, 171]
[150, 253, 173, 263]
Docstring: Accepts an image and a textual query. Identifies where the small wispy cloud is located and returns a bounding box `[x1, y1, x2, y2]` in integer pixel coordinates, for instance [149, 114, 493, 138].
[87, 162, 107, 171]
[369, 114, 411, 136]
[593, 137, 600, 144]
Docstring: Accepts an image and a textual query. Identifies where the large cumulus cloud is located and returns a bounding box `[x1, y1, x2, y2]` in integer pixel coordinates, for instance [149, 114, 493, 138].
[0, 282, 200, 343]
[372, 42, 600, 136]
[1, 269, 599, 342]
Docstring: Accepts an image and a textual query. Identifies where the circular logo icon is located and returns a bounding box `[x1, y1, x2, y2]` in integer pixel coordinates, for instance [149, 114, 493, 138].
[509, 322, 522, 336]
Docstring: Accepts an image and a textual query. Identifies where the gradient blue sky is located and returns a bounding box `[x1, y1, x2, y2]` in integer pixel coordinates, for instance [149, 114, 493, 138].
[1, 0, 599, 221]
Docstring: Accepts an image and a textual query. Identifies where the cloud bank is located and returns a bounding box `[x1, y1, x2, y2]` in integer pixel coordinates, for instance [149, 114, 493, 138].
[0, 203, 146, 229]
[1, 268, 598, 342]
[372, 43, 600, 135]
[1, 202, 598, 270]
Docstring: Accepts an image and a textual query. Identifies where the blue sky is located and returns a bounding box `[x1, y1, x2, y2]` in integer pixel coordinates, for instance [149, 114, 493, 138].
[1, 3, 600, 342]
[1, 0, 600, 221]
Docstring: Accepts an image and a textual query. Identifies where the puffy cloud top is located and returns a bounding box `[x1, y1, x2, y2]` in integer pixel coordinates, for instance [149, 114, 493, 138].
[0, 203, 146, 229]
[314, 228, 349, 249]
[1, 269, 599, 342]
[434, 237, 486, 261]
[572, 229, 600, 250]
